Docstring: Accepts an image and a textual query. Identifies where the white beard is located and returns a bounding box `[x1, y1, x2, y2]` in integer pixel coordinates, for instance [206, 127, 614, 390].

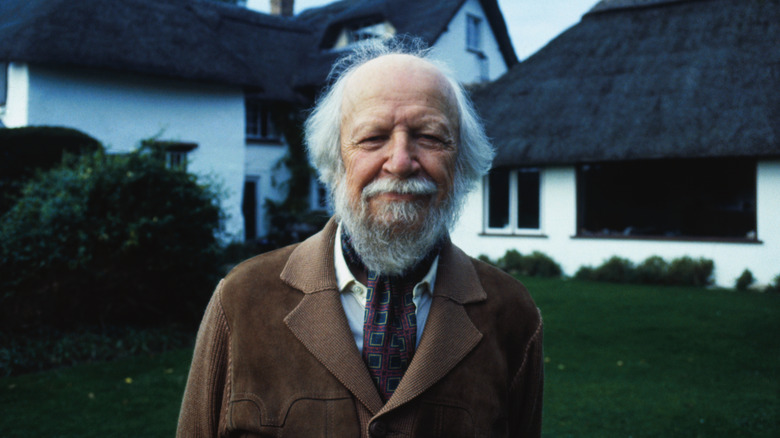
[333, 176, 459, 276]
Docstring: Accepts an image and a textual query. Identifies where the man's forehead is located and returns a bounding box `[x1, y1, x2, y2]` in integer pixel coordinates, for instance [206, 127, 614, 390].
[341, 54, 459, 122]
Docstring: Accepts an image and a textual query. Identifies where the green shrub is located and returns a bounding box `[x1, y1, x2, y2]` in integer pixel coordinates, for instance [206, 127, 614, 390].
[495, 249, 562, 278]
[0, 126, 102, 215]
[593, 256, 636, 283]
[497, 249, 524, 273]
[0, 142, 223, 331]
[766, 274, 780, 293]
[0, 325, 193, 377]
[523, 251, 563, 277]
[575, 255, 714, 287]
[574, 266, 596, 281]
[668, 256, 714, 287]
[636, 256, 669, 285]
[477, 254, 495, 265]
[735, 269, 755, 291]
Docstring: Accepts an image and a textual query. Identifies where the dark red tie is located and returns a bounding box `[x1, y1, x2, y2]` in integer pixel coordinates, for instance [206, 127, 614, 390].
[362, 271, 418, 400]
[341, 231, 440, 401]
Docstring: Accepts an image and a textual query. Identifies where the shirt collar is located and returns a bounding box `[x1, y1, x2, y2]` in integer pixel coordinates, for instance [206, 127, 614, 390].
[334, 222, 438, 297]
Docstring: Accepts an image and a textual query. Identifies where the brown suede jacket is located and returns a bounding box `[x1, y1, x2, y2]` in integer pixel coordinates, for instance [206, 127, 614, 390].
[177, 219, 543, 438]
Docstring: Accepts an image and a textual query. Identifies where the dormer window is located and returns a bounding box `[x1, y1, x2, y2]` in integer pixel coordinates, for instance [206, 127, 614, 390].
[333, 20, 396, 49]
[0, 62, 7, 107]
[466, 14, 482, 52]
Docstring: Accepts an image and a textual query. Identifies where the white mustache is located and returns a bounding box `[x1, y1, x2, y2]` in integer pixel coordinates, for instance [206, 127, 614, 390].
[361, 178, 438, 199]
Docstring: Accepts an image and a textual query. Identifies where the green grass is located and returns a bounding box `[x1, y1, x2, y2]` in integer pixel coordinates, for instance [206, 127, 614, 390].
[0, 348, 192, 437]
[1, 278, 777, 437]
[522, 277, 779, 438]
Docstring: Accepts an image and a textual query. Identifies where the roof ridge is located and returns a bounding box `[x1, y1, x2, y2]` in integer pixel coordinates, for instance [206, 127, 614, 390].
[586, 0, 711, 15]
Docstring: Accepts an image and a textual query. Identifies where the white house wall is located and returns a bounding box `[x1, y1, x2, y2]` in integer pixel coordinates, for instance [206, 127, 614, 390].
[19, 64, 246, 239]
[452, 161, 780, 288]
[430, 0, 508, 83]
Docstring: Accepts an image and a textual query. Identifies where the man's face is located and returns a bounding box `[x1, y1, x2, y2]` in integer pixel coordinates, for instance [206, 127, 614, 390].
[339, 55, 459, 231]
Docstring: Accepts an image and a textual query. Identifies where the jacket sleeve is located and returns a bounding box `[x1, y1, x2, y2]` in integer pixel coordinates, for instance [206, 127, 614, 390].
[509, 311, 544, 437]
[177, 280, 231, 438]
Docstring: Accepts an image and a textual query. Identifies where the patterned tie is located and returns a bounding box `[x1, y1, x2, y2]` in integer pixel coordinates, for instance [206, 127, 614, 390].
[341, 231, 440, 401]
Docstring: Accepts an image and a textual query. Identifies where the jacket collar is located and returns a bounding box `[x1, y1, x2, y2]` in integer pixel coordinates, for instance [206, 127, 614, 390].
[281, 217, 486, 416]
[281, 218, 486, 304]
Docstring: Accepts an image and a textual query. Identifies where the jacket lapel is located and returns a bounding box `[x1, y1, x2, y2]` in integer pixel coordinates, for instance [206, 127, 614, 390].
[380, 240, 487, 414]
[280, 219, 488, 416]
[281, 219, 385, 414]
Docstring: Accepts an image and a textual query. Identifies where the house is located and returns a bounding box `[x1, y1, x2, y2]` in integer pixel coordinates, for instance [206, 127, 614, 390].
[450, 0, 780, 287]
[0, 0, 516, 240]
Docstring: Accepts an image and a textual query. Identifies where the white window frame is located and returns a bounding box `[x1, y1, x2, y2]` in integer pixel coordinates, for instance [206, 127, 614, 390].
[483, 168, 544, 235]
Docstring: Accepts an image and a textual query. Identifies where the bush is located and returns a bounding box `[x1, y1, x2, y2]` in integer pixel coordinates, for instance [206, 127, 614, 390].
[0, 142, 223, 331]
[498, 249, 525, 273]
[668, 256, 714, 287]
[576, 255, 714, 287]
[765, 274, 780, 293]
[477, 254, 495, 265]
[574, 266, 596, 281]
[523, 251, 563, 277]
[735, 269, 755, 291]
[636, 256, 669, 285]
[593, 256, 636, 283]
[495, 249, 562, 278]
[0, 126, 102, 215]
[476, 250, 562, 278]
[0, 325, 193, 377]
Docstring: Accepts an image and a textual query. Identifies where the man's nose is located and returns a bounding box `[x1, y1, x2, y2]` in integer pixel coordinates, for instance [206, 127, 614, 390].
[383, 133, 420, 178]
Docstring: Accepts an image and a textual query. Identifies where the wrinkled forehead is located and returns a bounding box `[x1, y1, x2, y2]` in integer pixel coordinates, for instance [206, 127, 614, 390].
[341, 54, 460, 125]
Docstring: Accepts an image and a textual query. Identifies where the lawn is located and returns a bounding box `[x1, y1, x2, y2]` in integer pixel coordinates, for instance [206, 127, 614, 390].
[1, 278, 777, 437]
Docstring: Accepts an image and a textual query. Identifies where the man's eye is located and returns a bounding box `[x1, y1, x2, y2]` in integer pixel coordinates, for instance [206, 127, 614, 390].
[417, 134, 446, 147]
[358, 136, 386, 147]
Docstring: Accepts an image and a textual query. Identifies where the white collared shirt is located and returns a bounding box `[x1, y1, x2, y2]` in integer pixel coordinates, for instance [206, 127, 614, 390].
[334, 223, 437, 352]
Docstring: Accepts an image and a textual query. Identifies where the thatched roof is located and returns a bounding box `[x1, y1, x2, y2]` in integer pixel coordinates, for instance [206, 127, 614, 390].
[0, 0, 312, 101]
[292, 0, 518, 93]
[473, 0, 780, 166]
[0, 0, 516, 103]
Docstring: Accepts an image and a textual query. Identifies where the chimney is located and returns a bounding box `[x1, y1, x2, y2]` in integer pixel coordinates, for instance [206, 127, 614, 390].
[270, 0, 294, 16]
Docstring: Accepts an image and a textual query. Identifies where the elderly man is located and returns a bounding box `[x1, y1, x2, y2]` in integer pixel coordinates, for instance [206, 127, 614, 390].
[178, 41, 543, 437]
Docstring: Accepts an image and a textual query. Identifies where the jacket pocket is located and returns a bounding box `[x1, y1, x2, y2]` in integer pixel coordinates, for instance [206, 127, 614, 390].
[229, 393, 360, 437]
[411, 401, 476, 438]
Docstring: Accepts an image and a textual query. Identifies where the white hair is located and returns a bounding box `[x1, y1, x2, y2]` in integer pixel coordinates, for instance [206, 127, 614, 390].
[304, 37, 495, 211]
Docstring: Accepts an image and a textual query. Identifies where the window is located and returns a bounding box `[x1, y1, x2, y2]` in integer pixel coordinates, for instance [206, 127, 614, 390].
[577, 158, 757, 240]
[151, 141, 197, 171]
[166, 150, 188, 170]
[309, 176, 330, 212]
[350, 22, 385, 43]
[246, 98, 279, 141]
[0, 62, 7, 106]
[332, 20, 395, 49]
[466, 14, 482, 52]
[484, 167, 541, 233]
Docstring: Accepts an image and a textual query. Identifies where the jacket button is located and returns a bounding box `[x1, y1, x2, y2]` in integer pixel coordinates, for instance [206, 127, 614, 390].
[369, 420, 387, 437]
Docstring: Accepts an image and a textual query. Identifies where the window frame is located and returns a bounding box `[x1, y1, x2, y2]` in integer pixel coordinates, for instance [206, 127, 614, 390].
[575, 158, 759, 242]
[483, 167, 544, 236]
[150, 141, 197, 171]
[245, 98, 280, 142]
